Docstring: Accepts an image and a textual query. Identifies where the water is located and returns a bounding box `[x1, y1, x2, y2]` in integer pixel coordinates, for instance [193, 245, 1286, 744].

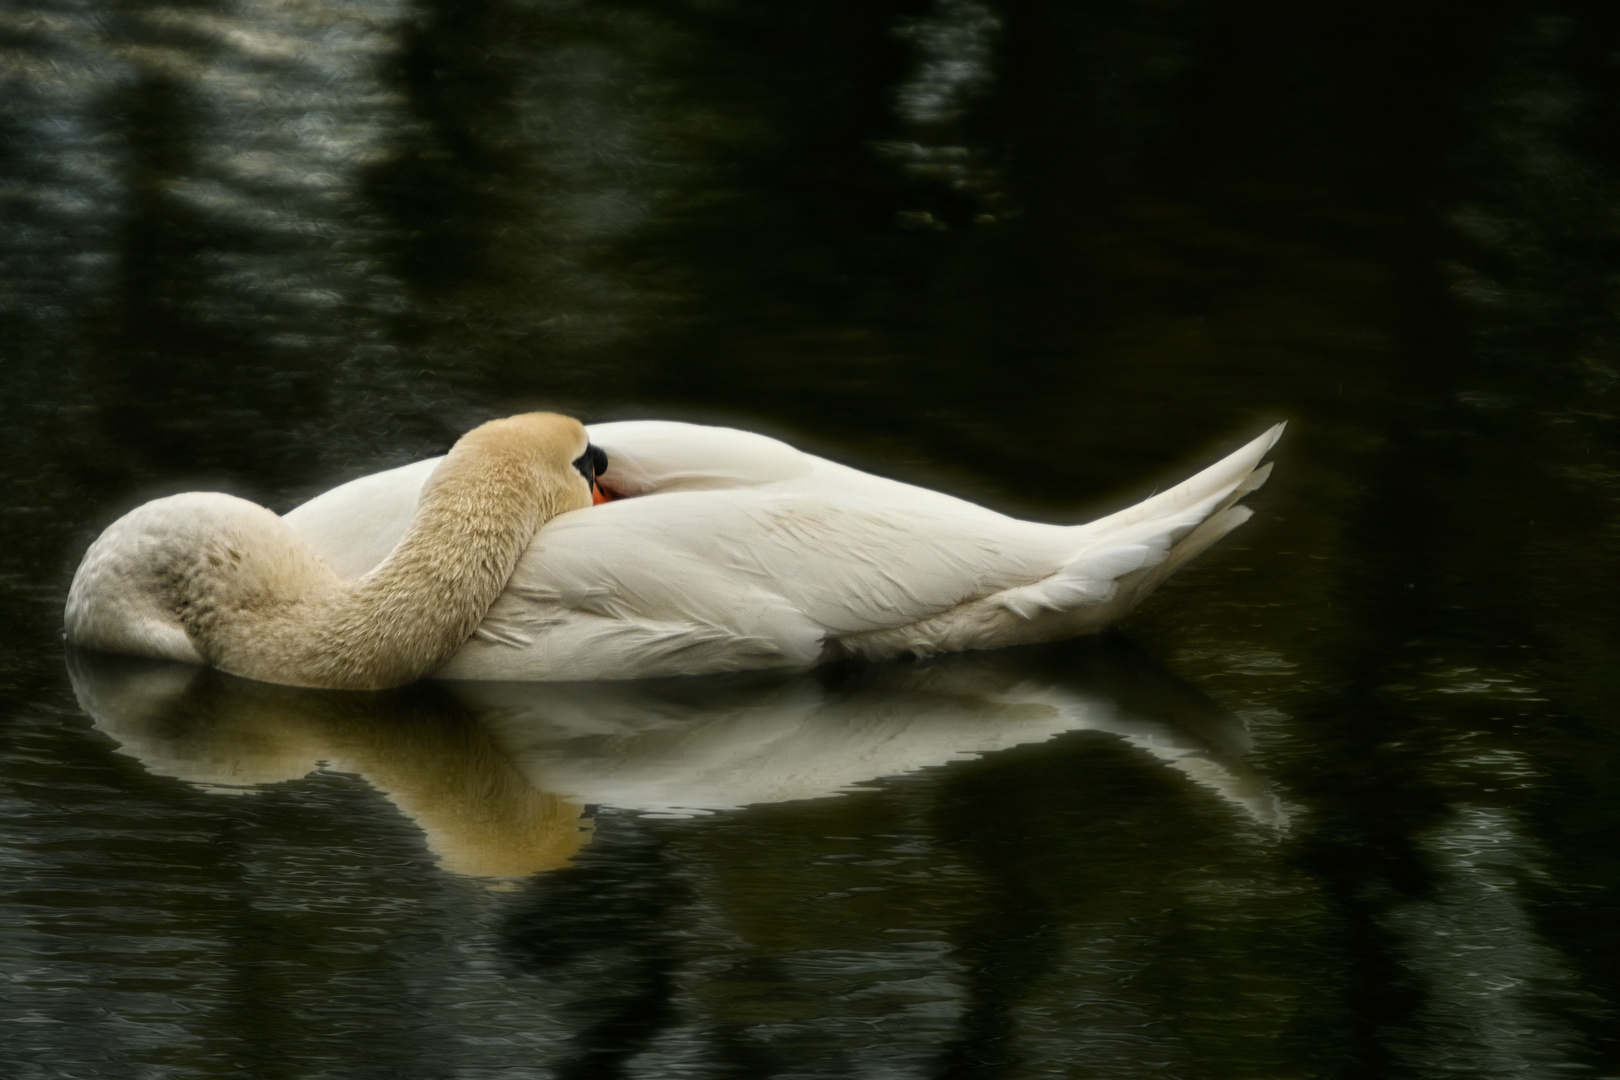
[4, 0, 1620, 1076]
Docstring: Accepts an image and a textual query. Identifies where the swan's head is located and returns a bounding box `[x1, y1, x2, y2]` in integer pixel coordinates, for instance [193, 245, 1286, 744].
[430, 412, 601, 519]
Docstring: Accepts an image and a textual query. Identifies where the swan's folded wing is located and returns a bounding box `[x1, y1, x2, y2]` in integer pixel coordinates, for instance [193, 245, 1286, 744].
[435, 490, 1078, 680]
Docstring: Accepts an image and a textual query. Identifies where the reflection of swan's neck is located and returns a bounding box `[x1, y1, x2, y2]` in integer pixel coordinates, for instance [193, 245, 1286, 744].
[355, 730, 590, 878]
[68, 655, 594, 878]
[66, 413, 590, 690]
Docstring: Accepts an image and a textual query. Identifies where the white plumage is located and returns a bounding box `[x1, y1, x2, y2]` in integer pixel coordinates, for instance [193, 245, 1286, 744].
[284, 419, 1282, 681]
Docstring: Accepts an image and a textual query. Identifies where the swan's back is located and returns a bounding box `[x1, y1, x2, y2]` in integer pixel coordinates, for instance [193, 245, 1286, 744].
[284, 421, 815, 577]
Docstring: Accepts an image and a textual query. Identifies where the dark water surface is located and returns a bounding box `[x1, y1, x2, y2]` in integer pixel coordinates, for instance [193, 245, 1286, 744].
[5, 0, 1620, 1077]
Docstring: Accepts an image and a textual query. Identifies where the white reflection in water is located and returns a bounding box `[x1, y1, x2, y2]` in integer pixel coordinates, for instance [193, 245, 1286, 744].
[878, 0, 1006, 227]
[455, 665, 1284, 826]
[69, 648, 1283, 879]
[891, 0, 1000, 126]
[1384, 803, 1607, 1077]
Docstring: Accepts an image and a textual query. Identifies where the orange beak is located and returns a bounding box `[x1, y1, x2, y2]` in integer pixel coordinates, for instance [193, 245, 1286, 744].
[591, 482, 614, 506]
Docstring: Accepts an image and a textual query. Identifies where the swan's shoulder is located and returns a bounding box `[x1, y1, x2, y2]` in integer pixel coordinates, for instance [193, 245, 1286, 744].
[284, 456, 442, 579]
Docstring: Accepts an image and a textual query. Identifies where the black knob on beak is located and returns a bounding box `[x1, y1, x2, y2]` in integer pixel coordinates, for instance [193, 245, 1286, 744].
[572, 445, 609, 485]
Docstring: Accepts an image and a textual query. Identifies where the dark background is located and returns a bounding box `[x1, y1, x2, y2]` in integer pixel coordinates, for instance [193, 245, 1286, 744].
[3, 1, 1619, 1077]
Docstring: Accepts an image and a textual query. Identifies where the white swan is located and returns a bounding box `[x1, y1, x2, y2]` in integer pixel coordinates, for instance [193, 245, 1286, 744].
[65, 412, 598, 690]
[282, 419, 1283, 681]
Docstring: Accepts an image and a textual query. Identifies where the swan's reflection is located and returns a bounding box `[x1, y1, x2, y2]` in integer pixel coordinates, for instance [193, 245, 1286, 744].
[67, 653, 588, 879]
[68, 641, 1283, 879]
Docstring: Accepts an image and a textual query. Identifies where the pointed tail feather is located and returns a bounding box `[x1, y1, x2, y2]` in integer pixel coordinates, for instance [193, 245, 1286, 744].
[994, 424, 1283, 628]
[1076, 423, 1281, 622]
[1075, 423, 1284, 544]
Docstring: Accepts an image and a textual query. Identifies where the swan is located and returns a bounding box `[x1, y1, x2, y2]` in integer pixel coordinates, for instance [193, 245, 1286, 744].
[65, 412, 600, 690]
[67, 414, 1280, 687]
[282, 418, 1283, 681]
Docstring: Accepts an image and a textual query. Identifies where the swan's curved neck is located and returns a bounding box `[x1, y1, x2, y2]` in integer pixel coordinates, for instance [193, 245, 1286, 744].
[67, 414, 592, 690]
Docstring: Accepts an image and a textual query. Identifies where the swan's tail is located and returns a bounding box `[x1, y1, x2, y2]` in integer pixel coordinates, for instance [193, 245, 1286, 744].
[994, 424, 1284, 631]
